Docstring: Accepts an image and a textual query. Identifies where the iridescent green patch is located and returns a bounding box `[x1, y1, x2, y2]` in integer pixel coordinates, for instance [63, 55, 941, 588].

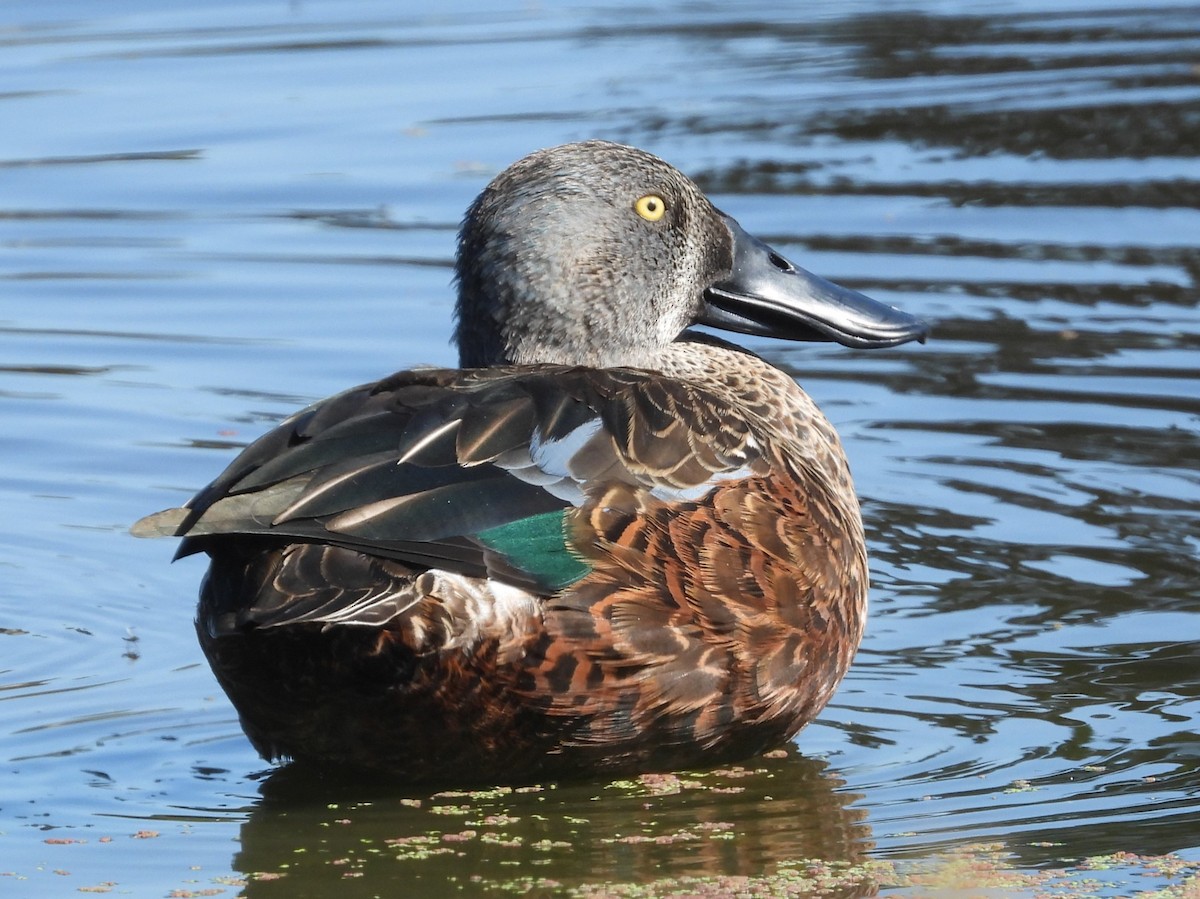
[476, 510, 590, 590]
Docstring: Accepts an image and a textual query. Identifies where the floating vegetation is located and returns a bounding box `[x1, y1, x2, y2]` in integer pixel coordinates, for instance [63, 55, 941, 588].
[9, 752, 1200, 896]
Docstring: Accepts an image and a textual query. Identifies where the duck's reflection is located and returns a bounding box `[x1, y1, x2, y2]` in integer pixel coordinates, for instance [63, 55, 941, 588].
[229, 751, 876, 898]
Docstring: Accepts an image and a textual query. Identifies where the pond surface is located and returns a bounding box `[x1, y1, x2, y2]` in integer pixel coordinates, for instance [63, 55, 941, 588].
[2, 1, 1198, 895]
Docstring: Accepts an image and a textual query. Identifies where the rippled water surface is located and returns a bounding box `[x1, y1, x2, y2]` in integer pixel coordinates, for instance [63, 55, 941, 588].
[2, 1, 1198, 895]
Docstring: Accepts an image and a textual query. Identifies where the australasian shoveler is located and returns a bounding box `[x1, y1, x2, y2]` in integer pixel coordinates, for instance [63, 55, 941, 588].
[133, 140, 928, 783]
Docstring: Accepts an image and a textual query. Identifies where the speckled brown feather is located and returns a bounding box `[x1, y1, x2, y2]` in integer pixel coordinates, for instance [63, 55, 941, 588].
[528, 357, 868, 763]
[174, 341, 869, 779]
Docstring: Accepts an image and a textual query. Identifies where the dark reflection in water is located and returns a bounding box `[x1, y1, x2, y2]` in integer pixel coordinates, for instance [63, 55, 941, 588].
[700, 168, 1200, 210]
[233, 754, 873, 898]
[817, 10, 1200, 159]
[1, 0, 1198, 895]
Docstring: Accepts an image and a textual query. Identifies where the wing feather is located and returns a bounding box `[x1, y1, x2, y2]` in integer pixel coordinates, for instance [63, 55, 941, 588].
[139, 366, 770, 595]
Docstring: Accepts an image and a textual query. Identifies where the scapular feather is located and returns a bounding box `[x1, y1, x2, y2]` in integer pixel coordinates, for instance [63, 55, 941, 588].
[328, 477, 565, 543]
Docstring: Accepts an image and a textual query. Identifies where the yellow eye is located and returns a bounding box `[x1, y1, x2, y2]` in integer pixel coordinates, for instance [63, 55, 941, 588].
[634, 194, 666, 222]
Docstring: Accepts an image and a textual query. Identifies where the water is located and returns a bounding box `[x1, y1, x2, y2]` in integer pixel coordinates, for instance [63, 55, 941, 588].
[2, 1, 1198, 895]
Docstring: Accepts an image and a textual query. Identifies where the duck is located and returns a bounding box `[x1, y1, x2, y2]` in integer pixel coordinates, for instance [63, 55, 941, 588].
[133, 140, 927, 783]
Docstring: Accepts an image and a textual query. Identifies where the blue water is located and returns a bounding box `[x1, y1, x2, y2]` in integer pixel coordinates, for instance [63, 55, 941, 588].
[2, 1, 1198, 895]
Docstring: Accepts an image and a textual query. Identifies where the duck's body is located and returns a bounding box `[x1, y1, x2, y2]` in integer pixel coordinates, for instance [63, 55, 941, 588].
[135, 141, 925, 781]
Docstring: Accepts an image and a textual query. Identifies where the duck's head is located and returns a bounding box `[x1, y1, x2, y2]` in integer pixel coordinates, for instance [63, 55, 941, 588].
[454, 140, 927, 368]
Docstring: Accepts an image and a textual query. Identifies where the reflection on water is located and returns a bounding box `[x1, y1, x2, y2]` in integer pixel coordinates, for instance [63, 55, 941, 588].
[233, 755, 870, 898]
[1, 0, 1197, 895]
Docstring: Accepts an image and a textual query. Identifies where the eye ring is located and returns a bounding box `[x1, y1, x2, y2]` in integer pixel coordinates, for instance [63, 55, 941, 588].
[634, 194, 667, 222]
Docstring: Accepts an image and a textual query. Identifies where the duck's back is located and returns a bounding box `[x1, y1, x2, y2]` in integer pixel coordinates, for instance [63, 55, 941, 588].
[142, 342, 867, 780]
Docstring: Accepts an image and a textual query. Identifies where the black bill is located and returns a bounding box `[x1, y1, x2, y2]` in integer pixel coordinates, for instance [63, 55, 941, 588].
[700, 215, 929, 349]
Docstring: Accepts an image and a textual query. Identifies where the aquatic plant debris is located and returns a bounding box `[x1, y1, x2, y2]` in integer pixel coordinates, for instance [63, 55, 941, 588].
[36, 767, 1184, 897]
[567, 844, 1200, 898]
[7, 796, 1200, 897]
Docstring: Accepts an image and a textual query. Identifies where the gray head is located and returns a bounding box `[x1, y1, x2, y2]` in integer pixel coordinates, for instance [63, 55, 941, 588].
[453, 141, 928, 368]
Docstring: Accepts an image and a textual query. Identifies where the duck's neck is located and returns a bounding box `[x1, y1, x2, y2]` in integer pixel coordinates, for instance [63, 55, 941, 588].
[454, 284, 682, 370]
